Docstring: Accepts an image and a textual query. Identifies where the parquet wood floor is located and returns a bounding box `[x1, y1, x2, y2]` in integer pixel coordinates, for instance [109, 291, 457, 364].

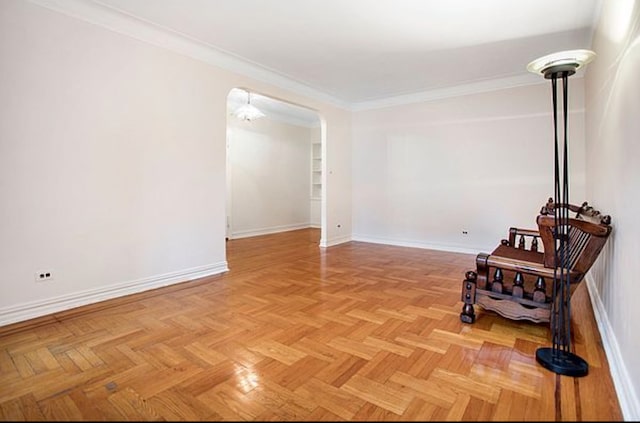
[0, 228, 622, 421]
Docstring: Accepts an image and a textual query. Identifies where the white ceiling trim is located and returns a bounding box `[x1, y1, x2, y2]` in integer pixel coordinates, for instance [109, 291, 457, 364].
[230, 111, 321, 129]
[28, 0, 561, 112]
[227, 103, 321, 129]
[268, 114, 321, 129]
[28, 0, 349, 109]
[351, 74, 547, 111]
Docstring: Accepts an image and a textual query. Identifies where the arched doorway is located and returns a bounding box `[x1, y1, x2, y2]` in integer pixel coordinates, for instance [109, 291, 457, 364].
[225, 88, 325, 248]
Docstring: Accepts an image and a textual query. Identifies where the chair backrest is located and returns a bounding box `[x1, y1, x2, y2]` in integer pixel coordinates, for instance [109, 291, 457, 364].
[536, 198, 612, 281]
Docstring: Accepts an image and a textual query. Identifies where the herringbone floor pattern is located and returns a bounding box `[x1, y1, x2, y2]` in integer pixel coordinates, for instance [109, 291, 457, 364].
[0, 229, 622, 420]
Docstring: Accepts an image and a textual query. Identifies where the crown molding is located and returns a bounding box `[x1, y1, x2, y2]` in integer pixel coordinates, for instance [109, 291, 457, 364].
[229, 108, 320, 129]
[28, 0, 565, 113]
[27, 0, 351, 109]
[263, 112, 321, 129]
[350, 74, 548, 111]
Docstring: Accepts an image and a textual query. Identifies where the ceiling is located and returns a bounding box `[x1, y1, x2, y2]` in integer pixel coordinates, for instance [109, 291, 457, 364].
[43, 0, 599, 122]
[89, 0, 601, 107]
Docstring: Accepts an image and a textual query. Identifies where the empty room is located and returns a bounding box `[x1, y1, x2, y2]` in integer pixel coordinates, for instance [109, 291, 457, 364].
[1, 0, 638, 421]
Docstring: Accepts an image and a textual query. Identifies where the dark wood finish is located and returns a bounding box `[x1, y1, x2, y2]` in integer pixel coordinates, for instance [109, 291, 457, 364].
[0, 229, 622, 420]
[460, 198, 612, 326]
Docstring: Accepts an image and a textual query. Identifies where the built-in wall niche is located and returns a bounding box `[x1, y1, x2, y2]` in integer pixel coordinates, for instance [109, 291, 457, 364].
[311, 141, 322, 198]
[309, 127, 322, 228]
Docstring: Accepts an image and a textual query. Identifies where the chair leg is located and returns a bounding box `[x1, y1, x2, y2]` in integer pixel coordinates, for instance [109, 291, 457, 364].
[460, 271, 477, 324]
[460, 303, 476, 323]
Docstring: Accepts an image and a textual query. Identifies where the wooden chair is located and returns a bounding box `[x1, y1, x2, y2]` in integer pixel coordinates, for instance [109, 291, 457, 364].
[460, 198, 612, 326]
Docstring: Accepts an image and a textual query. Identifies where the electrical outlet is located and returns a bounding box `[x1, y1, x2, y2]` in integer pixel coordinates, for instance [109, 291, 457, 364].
[462, 230, 469, 235]
[35, 270, 54, 282]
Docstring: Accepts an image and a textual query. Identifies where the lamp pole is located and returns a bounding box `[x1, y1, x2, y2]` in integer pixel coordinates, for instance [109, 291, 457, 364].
[527, 50, 595, 377]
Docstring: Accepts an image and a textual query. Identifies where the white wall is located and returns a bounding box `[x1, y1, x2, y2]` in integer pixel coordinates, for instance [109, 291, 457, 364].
[321, 113, 352, 247]
[0, 0, 352, 326]
[352, 82, 586, 253]
[584, 0, 640, 419]
[227, 117, 312, 238]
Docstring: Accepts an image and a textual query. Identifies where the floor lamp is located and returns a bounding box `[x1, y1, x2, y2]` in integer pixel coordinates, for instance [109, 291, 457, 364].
[526, 49, 596, 377]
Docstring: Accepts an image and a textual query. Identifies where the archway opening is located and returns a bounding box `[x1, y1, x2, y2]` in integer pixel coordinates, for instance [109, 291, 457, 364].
[225, 88, 325, 251]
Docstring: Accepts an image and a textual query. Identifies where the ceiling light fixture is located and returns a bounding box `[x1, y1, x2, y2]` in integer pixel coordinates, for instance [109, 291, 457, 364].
[527, 49, 596, 378]
[233, 90, 265, 122]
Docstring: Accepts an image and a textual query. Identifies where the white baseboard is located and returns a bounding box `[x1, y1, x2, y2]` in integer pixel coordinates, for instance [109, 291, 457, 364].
[585, 274, 640, 421]
[320, 234, 352, 247]
[231, 223, 311, 239]
[0, 262, 228, 328]
[350, 234, 483, 255]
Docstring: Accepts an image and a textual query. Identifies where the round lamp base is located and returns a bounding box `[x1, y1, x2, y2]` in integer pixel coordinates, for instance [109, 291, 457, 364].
[536, 347, 588, 377]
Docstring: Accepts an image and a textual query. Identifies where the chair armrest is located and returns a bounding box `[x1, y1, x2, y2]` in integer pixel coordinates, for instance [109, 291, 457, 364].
[504, 227, 542, 251]
[483, 253, 580, 281]
[508, 228, 540, 237]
